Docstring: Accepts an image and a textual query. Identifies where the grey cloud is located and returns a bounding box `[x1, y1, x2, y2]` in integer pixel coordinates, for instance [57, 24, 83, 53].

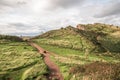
[9, 23, 30, 30]
[10, 23, 26, 27]
[0, 0, 120, 36]
[95, 1, 120, 18]
[10, 32, 42, 36]
[0, 22, 44, 36]
[0, 0, 13, 7]
[50, 0, 86, 8]
[98, 16, 120, 26]
[17, 1, 27, 5]
[8, 23, 45, 32]
[0, 0, 26, 8]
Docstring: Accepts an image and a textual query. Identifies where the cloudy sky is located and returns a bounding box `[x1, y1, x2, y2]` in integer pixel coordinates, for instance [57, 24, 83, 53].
[0, 0, 120, 36]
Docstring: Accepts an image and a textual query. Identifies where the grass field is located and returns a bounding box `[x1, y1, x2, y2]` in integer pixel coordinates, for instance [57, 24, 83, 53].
[34, 42, 120, 80]
[0, 41, 47, 80]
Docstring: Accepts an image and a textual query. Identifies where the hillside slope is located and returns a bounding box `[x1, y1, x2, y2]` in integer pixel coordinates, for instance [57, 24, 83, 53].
[33, 23, 120, 53]
[31, 23, 120, 80]
[34, 26, 97, 52]
[77, 23, 120, 52]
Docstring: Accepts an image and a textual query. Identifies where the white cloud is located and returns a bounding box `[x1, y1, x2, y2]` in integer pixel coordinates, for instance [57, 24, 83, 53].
[94, 0, 120, 18]
[0, 0, 120, 36]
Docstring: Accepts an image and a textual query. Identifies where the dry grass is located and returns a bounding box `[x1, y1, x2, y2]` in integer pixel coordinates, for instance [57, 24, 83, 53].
[69, 62, 120, 80]
[111, 31, 120, 38]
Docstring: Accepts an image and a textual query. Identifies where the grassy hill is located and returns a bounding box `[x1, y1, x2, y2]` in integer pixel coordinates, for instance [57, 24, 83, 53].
[33, 26, 96, 53]
[33, 23, 120, 53]
[32, 23, 120, 80]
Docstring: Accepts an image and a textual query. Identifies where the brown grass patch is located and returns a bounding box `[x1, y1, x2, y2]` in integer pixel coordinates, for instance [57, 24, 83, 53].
[69, 62, 120, 80]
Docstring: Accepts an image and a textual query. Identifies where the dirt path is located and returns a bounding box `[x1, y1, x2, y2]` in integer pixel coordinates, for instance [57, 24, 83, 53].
[29, 42, 64, 80]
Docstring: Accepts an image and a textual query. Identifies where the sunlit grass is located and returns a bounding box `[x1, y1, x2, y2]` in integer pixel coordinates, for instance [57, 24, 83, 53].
[34, 42, 120, 79]
[0, 41, 47, 80]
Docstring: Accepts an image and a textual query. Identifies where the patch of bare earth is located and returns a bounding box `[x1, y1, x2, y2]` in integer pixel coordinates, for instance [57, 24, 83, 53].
[29, 42, 64, 80]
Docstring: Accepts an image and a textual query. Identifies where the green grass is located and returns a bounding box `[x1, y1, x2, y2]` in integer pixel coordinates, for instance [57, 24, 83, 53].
[33, 25, 120, 79]
[34, 42, 120, 80]
[32, 24, 120, 79]
[34, 26, 95, 51]
[34, 24, 120, 53]
[0, 41, 47, 80]
[36, 35, 94, 49]
[35, 43, 120, 62]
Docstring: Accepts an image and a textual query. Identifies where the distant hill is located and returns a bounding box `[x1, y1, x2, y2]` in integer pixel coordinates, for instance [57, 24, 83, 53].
[0, 35, 23, 42]
[33, 23, 120, 53]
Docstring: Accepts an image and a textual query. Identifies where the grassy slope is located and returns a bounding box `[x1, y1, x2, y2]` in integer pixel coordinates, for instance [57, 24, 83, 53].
[79, 23, 120, 52]
[33, 23, 120, 80]
[0, 36, 47, 80]
[34, 26, 96, 52]
[34, 24, 120, 53]
[34, 42, 120, 80]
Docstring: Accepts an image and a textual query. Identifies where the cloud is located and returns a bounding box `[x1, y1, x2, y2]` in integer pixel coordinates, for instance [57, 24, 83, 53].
[94, 0, 120, 18]
[0, 0, 120, 36]
[0, 0, 27, 13]
[49, 0, 86, 9]
[0, 23, 43, 35]
[0, 0, 26, 7]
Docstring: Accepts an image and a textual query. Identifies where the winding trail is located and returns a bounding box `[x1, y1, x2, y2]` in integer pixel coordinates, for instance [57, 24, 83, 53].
[29, 42, 64, 80]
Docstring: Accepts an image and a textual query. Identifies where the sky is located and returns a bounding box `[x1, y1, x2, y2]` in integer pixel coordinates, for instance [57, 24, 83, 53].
[0, 0, 120, 36]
